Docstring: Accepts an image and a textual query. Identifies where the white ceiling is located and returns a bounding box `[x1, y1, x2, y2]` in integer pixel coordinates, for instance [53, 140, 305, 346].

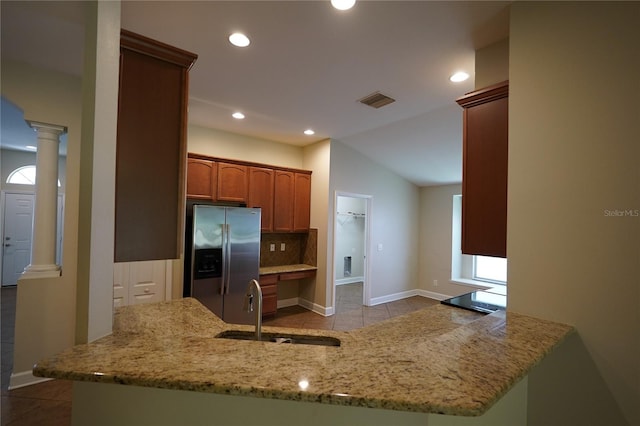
[1, 1, 509, 186]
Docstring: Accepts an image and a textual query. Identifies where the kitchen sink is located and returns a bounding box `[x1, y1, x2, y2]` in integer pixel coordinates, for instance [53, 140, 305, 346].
[216, 330, 341, 347]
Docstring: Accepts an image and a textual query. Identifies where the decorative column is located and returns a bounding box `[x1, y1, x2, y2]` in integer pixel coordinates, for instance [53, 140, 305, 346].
[22, 120, 67, 279]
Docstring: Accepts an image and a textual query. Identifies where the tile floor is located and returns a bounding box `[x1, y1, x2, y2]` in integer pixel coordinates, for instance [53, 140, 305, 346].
[0, 283, 438, 425]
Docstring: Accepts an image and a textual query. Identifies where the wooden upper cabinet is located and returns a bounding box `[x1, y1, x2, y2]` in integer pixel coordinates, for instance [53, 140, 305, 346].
[185, 153, 312, 233]
[456, 81, 508, 258]
[217, 162, 248, 202]
[248, 167, 275, 232]
[293, 172, 311, 232]
[273, 170, 295, 231]
[115, 30, 197, 262]
[186, 157, 217, 200]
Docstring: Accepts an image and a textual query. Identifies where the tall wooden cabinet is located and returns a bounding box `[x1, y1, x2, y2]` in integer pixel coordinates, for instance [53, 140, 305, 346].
[115, 30, 197, 262]
[456, 81, 508, 258]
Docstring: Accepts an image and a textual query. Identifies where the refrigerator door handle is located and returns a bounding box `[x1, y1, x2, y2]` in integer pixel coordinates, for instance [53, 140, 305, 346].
[225, 223, 232, 294]
[220, 223, 227, 296]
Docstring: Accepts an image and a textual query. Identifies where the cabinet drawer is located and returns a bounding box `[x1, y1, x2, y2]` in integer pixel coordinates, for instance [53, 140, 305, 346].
[279, 270, 316, 281]
[259, 274, 279, 285]
[261, 283, 277, 296]
[263, 294, 278, 317]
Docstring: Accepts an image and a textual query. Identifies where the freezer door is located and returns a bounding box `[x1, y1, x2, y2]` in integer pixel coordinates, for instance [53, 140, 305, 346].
[223, 207, 261, 325]
[191, 206, 225, 319]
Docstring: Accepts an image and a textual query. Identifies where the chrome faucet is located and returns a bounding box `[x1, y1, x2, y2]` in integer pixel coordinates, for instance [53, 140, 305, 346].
[243, 279, 262, 341]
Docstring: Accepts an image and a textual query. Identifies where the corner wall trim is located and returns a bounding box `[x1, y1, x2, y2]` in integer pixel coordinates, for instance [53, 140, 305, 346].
[298, 297, 333, 317]
[335, 276, 364, 286]
[9, 370, 51, 390]
[370, 289, 419, 306]
[416, 290, 451, 301]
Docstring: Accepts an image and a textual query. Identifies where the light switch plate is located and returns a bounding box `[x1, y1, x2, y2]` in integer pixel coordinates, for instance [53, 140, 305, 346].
[280, 243, 286, 251]
[270, 244, 275, 252]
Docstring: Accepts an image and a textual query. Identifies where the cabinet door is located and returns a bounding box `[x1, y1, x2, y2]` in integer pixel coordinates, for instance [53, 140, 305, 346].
[457, 81, 508, 258]
[128, 260, 166, 305]
[293, 173, 311, 232]
[217, 162, 248, 202]
[186, 158, 217, 200]
[248, 167, 274, 231]
[115, 30, 197, 262]
[273, 171, 295, 231]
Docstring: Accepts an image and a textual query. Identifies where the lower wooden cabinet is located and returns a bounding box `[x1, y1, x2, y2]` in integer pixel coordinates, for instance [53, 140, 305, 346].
[259, 274, 279, 317]
[113, 260, 171, 308]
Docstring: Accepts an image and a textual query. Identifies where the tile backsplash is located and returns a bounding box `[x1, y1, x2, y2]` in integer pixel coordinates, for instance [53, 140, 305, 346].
[260, 229, 317, 267]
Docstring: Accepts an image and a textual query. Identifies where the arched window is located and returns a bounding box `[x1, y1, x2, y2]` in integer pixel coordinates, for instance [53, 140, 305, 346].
[6, 165, 61, 186]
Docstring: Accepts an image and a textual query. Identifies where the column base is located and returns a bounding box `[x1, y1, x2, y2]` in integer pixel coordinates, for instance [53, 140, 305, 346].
[22, 264, 61, 279]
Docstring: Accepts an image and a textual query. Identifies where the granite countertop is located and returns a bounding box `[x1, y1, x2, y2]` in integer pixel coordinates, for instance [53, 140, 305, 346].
[259, 264, 317, 275]
[33, 298, 573, 416]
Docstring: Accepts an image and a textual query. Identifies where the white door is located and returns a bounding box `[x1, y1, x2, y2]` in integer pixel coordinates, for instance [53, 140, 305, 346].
[2, 193, 34, 286]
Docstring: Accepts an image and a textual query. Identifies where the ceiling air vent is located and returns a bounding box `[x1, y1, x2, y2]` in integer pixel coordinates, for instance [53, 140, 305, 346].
[358, 91, 396, 109]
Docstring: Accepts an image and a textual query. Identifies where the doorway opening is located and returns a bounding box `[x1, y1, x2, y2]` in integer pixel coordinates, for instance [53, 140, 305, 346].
[333, 192, 371, 311]
[1, 191, 64, 286]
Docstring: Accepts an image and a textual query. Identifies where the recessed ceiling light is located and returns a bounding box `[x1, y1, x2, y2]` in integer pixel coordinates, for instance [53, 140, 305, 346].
[331, 0, 356, 11]
[229, 32, 250, 48]
[304, 129, 315, 136]
[232, 112, 245, 120]
[450, 71, 470, 83]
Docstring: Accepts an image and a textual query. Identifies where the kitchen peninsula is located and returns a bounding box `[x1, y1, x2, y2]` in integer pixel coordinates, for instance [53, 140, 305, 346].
[34, 298, 572, 425]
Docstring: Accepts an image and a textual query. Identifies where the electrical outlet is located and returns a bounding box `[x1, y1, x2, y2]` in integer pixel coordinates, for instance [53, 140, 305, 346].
[280, 243, 286, 251]
[433, 279, 438, 287]
[270, 244, 275, 252]
[377, 243, 383, 252]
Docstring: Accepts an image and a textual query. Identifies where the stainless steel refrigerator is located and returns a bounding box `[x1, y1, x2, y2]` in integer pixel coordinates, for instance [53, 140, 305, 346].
[191, 205, 261, 325]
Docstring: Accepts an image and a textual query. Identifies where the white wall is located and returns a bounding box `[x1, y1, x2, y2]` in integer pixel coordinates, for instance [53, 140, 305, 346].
[1, 149, 67, 192]
[1, 60, 82, 386]
[509, 3, 639, 425]
[329, 140, 419, 303]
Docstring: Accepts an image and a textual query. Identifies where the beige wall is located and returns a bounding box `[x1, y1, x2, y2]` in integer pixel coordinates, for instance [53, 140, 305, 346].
[509, 3, 639, 425]
[188, 125, 304, 170]
[418, 184, 482, 297]
[302, 139, 331, 308]
[329, 140, 420, 304]
[1, 60, 81, 384]
[474, 38, 509, 89]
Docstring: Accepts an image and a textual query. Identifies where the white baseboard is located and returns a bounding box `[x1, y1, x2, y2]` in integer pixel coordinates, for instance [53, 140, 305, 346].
[416, 289, 451, 301]
[335, 276, 364, 286]
[298, 297, 333, 317]
[276, 290, 448, 318]
[369, 289, 420, 306]
[277, 297, 299, 309]
[9, 370, 51, 390]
